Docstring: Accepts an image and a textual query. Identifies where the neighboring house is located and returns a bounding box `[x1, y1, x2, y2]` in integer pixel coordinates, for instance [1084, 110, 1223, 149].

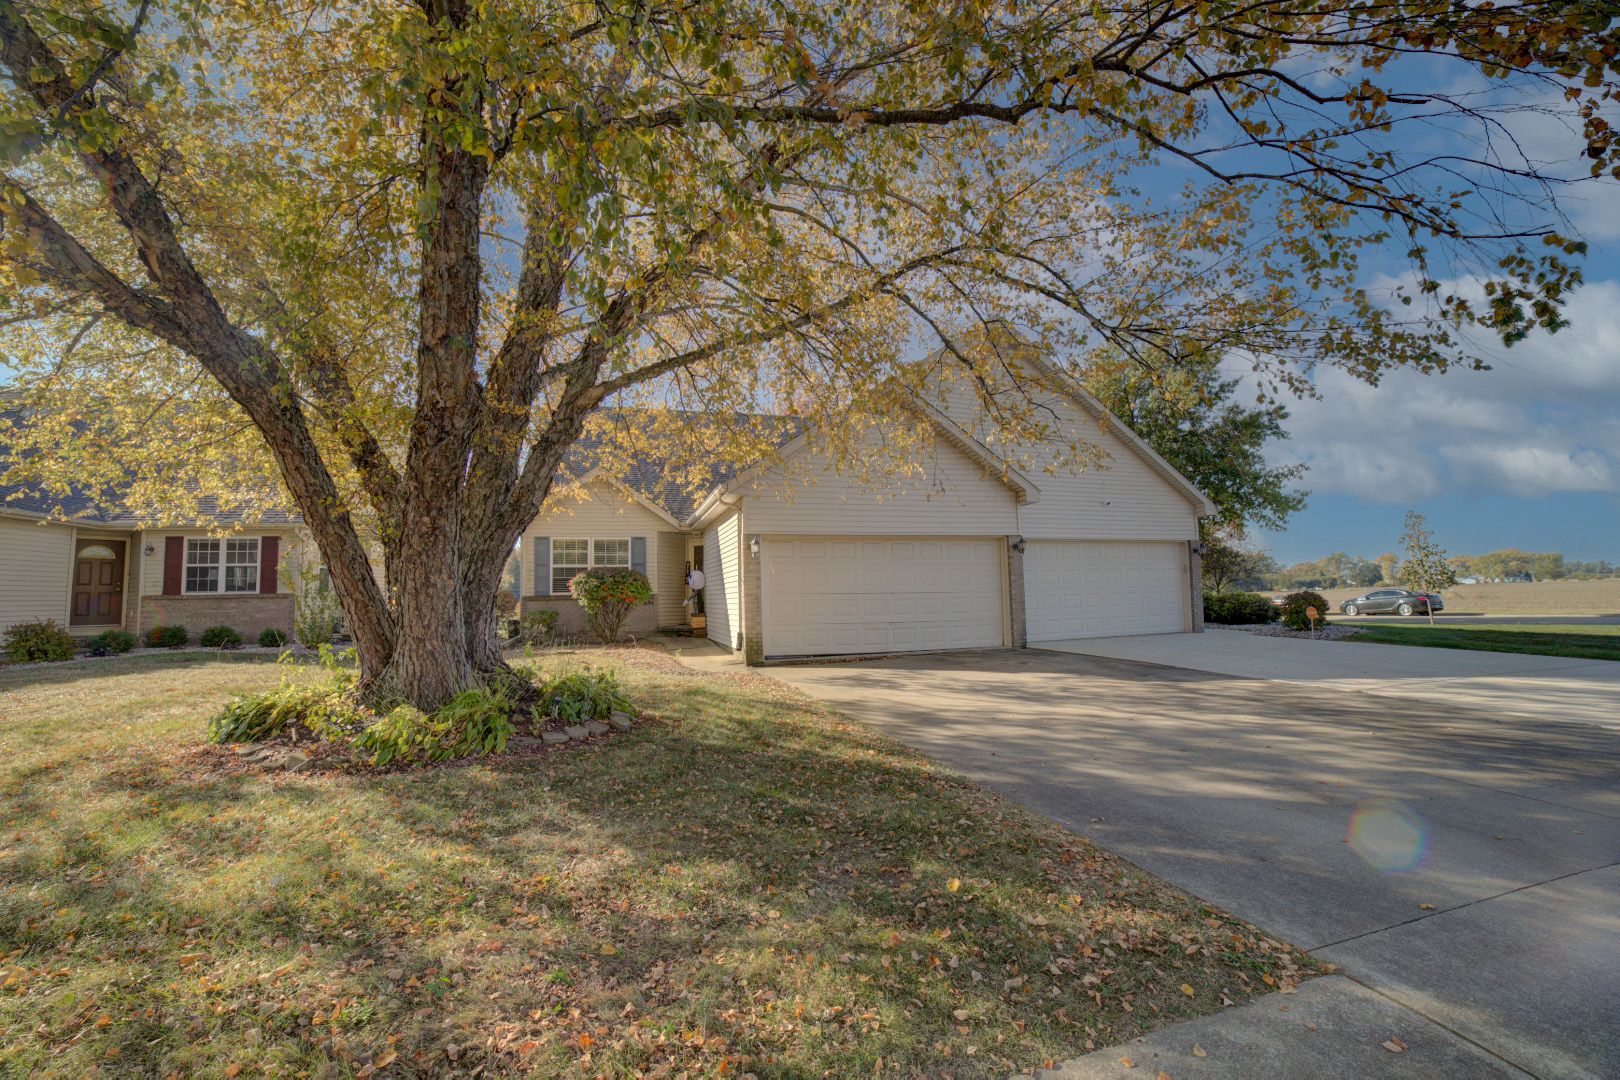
[0, 480, 300, 642]
[522, 354, 1217, 662]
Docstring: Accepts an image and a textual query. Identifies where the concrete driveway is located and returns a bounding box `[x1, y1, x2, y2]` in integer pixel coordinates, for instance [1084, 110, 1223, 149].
[1043, 628, 1620, 728]
[764, 648, 1620, 1079]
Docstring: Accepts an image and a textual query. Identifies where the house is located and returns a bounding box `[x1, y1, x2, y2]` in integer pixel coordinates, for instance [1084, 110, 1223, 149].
[521, 354, 1217, 662]
[0, 479, 301, 643]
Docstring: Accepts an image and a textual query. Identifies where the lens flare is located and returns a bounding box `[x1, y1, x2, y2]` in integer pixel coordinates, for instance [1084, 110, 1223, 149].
[1347, 799, 1429, 872]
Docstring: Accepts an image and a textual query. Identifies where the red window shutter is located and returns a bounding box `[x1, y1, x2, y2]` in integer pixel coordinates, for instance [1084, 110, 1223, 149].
[259, 536, 279, 594]
[162, 536, 184, 595]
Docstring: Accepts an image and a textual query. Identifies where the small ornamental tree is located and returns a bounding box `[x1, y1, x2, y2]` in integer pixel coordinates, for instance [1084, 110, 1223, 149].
[1398, 512, 1458, 626]
[569, 569, 653, 644]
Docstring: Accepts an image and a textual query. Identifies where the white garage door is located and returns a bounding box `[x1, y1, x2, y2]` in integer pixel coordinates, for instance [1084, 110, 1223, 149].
[762, 538, 1004, 656]
[1025, 541, 1187, 641]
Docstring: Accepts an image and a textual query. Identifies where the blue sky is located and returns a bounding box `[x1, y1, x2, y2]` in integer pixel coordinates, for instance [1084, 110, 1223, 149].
[1228, 72, 1620, 569]
[1247, 229, 1620, 566]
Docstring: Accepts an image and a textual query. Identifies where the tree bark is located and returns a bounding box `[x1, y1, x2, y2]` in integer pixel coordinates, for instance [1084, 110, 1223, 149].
[370, 121, 489, 707]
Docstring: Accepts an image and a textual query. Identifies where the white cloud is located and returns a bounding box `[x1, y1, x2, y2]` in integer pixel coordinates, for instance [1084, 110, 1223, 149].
[1253, 279, 1620, 502]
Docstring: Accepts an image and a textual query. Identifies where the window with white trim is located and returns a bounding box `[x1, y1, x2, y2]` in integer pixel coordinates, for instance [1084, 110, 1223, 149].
[552, 539, 589, 594]
[551, 537, 630, 593]
[593, 538, 629, 568]
[185, 537, 259, 594]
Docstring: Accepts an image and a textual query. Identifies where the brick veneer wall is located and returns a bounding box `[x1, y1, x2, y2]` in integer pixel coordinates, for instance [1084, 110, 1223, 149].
[1188, 543, 1205, 631]
[136, 594, 295, 642]
[520, 595, 660, 639]
[1006, 536, 1027, 649]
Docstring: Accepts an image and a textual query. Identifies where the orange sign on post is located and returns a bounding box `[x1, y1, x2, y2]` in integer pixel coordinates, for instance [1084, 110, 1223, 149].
[1306, 606, 1319, 619]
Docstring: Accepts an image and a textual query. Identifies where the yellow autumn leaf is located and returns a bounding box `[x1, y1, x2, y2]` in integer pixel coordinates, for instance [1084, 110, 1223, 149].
[946, 878, 961, 893]
[1180, 983, 1195, 996]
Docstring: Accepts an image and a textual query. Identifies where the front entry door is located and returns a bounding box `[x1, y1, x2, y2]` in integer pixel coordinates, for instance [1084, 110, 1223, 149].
[70, 539, 126, 627]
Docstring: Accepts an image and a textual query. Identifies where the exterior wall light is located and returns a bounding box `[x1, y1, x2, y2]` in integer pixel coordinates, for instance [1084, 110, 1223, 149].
[749, 535, 761, 558]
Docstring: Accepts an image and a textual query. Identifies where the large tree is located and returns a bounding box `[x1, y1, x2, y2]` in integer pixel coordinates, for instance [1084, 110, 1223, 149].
[0, 0, 1614, 707]
[1081, 350, 1308, 540]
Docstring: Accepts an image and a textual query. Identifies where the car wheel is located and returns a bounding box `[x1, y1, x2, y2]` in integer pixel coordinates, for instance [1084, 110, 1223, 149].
[1345, 604, 1359, 616]
[1398, 603, 1415, 616]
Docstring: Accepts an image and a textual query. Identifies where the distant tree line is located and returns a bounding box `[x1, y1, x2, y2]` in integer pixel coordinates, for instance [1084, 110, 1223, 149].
[1205, 544, 1616, 592]
[1448, 550, 1615, 583]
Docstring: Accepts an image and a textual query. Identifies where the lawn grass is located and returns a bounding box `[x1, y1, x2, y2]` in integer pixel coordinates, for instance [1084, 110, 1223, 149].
[0, 648, 1322, 1078]
[1346, 623, 1619, 662]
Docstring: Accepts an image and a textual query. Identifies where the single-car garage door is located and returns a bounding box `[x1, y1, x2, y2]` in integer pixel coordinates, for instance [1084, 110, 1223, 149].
[1025, 541, 1187, 641]
[762, 538, 1004, 656]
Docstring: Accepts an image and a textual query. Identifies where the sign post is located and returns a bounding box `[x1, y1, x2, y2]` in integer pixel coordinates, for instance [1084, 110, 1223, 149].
[1306, 605, 1319, 639]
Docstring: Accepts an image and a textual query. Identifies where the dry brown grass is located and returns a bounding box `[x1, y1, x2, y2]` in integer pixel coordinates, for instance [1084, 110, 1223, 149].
[1316, 578, 1620, 615]
[0, 649, 1324, 1078]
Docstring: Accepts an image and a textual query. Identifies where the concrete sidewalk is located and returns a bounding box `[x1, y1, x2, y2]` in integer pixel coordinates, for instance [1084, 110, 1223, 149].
[1039, 629, 1620, 728]
[1038, 976, 1528, 1078]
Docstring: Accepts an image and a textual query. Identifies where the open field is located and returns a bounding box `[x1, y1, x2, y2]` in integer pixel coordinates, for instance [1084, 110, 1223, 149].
[1316, 578, 1620, 615]
[0, 649, 1319, 1078]
[1346, 623, 1620, 662]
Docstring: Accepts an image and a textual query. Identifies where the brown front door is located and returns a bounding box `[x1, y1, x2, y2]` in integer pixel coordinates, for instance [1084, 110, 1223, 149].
[70, 539, 125, 627]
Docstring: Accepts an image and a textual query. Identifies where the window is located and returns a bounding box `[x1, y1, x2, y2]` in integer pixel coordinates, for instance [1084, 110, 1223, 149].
[185, 537, 259, 594]
[593, 538, 629, 567]
[552, 539, 589, 594]
[225, 538, 260, 592]
[186, 538, 219, 593]
[551, 537, 630, 593]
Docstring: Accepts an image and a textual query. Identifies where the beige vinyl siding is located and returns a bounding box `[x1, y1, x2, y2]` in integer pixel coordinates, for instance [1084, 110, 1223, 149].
[929, 373, 1199, 542]
[704, 512, 741, 650]
[740, 433, 1019, 536]
[655, 530, 689, 627]
[0, 517, 73, 629]
[523, 482, 669, 596]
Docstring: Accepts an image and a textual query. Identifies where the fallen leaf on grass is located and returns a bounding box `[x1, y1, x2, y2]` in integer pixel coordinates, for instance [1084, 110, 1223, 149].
[224, 1067, 241, 1079]
[1179, 984, 1195, 996]
[374, 1049, 397, 1069]
[953, 1009, 971, 1021]
[947, 878, 961, 893]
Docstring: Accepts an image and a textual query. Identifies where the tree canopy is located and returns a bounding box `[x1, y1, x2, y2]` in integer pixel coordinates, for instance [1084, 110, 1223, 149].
[0, 0, 1615, 705]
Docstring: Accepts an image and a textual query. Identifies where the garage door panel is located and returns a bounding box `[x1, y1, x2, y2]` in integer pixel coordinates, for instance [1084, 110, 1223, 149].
[1025, 540, 1186, 642]
[763, 537, 1004, 656]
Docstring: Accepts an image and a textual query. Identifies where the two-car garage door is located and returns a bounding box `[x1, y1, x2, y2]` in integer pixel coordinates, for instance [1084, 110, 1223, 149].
[1024, 541, 1187, 641]
[762, 538, 1004, 656]
[757, 536, 1188, 657]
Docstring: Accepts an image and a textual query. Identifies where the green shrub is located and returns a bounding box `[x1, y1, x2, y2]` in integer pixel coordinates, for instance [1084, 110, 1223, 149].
[86, 629, 138, 655]
[199, 625, 243, 648]
[540, 665, 631, 722]
[205, 648, 362, 744]
[146, 625, 189, 648]
[1202, 591, 1277, 625]
[4, 619, 76, 663]
[520, 607, 558, 643]
[354, 684, 514, 766]
[258, 627, 289, 648]
[568, 567, 651, 643]
[206, 682, 356, 743]
[1278, 590, 1331, 631]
